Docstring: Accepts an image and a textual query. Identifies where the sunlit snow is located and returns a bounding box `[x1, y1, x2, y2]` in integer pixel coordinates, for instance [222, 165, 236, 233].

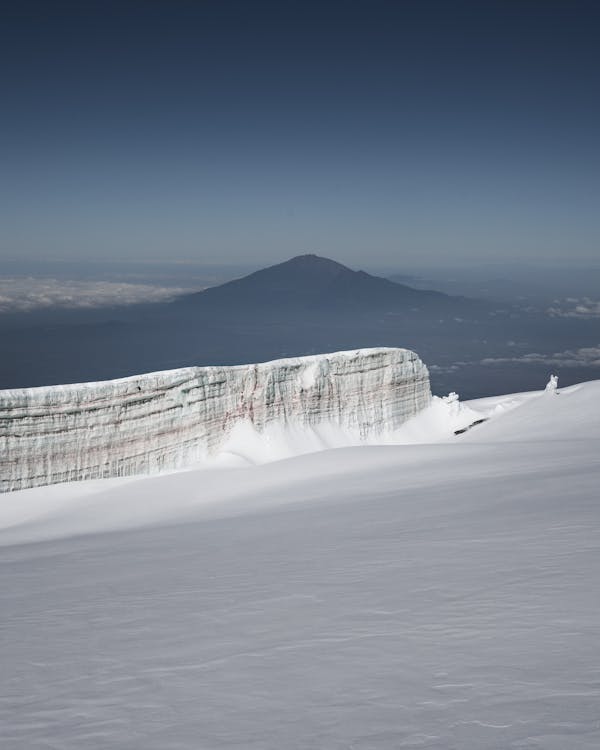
[1, 381, 599, 748]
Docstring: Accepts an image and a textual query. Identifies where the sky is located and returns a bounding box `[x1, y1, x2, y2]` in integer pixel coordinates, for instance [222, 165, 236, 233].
[1, 0, 599, 269]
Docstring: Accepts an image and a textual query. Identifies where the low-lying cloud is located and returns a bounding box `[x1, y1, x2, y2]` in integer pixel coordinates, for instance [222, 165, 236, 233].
[481, 346, 600, 368]
[547, 297, 600, 318]
[0, 278, 194, 313]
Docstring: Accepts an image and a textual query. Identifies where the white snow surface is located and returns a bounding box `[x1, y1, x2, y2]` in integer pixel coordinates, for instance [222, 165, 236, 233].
[1, 380, 599, 748]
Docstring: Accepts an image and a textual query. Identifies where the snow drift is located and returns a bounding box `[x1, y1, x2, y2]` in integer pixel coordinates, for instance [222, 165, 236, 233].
[0, 347, 431, 492]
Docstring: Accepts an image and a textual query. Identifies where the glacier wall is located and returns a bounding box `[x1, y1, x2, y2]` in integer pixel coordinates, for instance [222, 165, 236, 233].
[0, 348, 431, 492]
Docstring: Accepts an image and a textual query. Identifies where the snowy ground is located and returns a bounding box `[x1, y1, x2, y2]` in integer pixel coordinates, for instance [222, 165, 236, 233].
[1, 383, 599, 749]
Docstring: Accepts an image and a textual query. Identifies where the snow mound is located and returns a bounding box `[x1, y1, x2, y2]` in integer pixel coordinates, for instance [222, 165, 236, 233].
[2, 379, 598, 544]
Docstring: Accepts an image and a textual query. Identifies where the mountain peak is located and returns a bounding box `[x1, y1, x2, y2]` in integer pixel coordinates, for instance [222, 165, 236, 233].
[282, 253, 350, 268]
[257, 254, 354, 278]
[213, 254, 357, 293]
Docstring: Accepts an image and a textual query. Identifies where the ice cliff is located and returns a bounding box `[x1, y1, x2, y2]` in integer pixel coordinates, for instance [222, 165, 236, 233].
[0, 348, 431, 492]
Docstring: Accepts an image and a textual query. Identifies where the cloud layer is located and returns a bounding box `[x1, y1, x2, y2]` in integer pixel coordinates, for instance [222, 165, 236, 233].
[0, 278, 194, 313]
[481, 346, 600, 368]
[547, 298, 600, 318]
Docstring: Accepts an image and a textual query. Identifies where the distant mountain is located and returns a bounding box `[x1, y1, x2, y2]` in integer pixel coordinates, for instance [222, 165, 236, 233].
[175, 254, 482, 318]
[0, 255, 491, 392]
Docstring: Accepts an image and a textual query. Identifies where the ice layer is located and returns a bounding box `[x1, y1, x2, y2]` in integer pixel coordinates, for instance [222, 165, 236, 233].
[0, 347, 431, 491]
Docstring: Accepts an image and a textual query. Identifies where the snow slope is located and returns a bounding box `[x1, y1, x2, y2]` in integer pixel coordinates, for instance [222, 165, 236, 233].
[1, 381, 599, 749]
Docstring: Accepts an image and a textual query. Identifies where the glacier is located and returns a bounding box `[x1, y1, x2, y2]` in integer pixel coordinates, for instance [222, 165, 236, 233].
[0, 347, 431, 492]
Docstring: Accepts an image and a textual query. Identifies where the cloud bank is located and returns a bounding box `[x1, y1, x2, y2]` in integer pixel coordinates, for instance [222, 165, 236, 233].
[0, 278, 194, 313]
[547, 298, 600, 318]
[481, 346, 600, 368]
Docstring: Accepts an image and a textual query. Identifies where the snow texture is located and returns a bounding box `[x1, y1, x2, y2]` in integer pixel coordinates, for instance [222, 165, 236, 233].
[1, 380, 599, 749]
[0, 347, 431, 492]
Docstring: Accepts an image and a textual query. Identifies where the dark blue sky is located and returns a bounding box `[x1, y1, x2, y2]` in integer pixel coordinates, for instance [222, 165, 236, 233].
[1, 1, 599, 268]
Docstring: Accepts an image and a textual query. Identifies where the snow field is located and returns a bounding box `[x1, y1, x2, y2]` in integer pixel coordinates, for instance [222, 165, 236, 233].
[1, 381, 599, 748]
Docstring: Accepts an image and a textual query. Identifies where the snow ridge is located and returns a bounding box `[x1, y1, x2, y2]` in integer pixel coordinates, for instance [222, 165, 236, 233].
[0, 347, 431, 491]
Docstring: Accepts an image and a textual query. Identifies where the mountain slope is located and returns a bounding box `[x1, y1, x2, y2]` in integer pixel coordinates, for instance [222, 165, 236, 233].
[176, 254, 482, 316]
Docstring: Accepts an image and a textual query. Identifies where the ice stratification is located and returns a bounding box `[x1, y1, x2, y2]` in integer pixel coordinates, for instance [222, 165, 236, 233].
[0, 348, 431, 492]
